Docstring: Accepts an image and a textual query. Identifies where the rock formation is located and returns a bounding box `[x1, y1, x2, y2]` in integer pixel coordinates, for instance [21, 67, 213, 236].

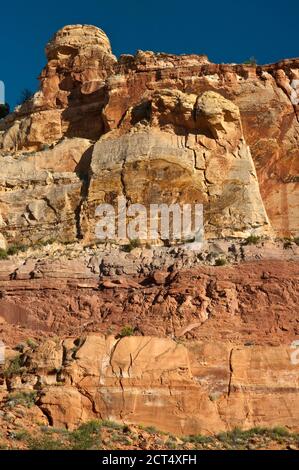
[0, 25, 299, 440]
[0, 24, 298, 243]
[1, 335, 298, 435]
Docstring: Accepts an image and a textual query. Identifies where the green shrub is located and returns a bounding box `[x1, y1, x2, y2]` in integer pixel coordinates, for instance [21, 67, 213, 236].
[69, 420, 102, 450]
[166, 439, 177, 449]
[269, 426, 290, 438]
[0, 249, 8, 260]
[27, 435, 69, 450]
[184, 434, 212, 444]
[7, 391, 37, 408]
[244, 235, 261, 245]
[100, 420, 123, 430]
[14, 430, 29, 441]
[122, 239, 141, 253]
[18, 89, 33, 105]
[293, 237, 299, 246]
[4, 355, 23, 378]
[111, 433, 131, 445]
[118, 325, 135, 338]
[243, 56, 257, 66]
[7, 244, 28, 256]
[143, 425, 158, 434]
[26, 338, 38, 350]
[215, 258, 226, 266]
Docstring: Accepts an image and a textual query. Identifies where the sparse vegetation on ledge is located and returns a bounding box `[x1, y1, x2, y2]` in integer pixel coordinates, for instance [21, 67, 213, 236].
[244, 235, 261, 245]
[0, 421, 298, 450]
[122, 239, 142, 253]
[118, 325, 135, 338]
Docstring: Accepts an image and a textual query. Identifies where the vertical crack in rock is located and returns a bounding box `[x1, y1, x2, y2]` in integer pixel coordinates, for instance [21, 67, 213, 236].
[227, 348, 234, 397]
[42, 197, 58, 218]
[118, 367, 126, 421]
[75, 174, 90, 240]
[120, 155, 129, 202]
[109, 338, 126, 419]
[37, 403, 54, 426]
[74, 144, 94, 240]
[77, 385, 99, 416]
[129, 337, 153, 365]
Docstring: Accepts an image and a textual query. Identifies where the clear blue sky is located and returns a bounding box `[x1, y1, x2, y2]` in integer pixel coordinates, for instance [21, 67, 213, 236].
[1, 0, 298, 107]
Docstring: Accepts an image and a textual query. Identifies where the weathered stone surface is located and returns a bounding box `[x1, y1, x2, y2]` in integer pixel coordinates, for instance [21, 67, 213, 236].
[0, 25, 116, 150]
[0, 253, 298, 347]
[0, 26, 298, 438]
[0, 25, 298, 236]
[27, 339, 63, 373]
[15, 335, 297, 434]
[104, 54, 299, 236]
[39, 386, 94, 429]
[0, 138, 93, 245]
[86, 90, 271, 239]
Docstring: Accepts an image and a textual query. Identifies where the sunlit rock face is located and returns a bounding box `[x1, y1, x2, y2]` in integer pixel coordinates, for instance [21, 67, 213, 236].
[4, 334, 296, 435]
[85, 90, 271, 241]
[0, 24, 298, 243]
[0, 25, 116, 151]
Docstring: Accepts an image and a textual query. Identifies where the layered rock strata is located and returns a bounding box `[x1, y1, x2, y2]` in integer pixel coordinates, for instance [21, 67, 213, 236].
[0, 25, 298, 241]
[1, 335, 298, 435]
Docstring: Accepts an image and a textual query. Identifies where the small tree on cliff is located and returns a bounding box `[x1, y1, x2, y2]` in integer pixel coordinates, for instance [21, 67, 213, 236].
[243, 56, 257, 66]
[18, 88, 33, 105]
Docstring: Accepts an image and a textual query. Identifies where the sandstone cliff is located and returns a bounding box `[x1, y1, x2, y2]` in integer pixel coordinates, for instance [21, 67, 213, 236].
[1, 334, 298, 435]
[0, 25, 298, 440]
[0, 24, 298, 246]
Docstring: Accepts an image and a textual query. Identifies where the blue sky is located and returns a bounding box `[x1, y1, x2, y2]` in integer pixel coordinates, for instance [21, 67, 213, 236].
[1, 0, 298, 107]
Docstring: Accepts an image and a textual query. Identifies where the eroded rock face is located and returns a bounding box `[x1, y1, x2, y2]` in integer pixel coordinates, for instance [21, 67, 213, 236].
[2, 334, 297, 434]
[0, 24, 298, 239]
[0, 138, 93, 244]
[0, 253, 298, 347]
[85, 90, 271, 239]
[0, 25, 116, 150]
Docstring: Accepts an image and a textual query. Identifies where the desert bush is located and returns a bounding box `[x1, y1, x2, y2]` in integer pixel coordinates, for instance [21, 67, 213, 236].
[26, 338, 38, 350]
[143, 425, 158, 434]
[0, 249, 8, 260]
[4, 355, 23, 378]
[184, 434, 212, 444]
[27, 434, 69, 450]
[122, 239, 141, 252]
[243, 56, 257, 66]
[100, 420, 123, 430]
[118, 325, 135, 338]
[69, 420, 102, 450]
[18, 89, 33, 105]
[7, 391, 37, 408]
[244, 235, 260, 245]
[7, 244, 28, 256]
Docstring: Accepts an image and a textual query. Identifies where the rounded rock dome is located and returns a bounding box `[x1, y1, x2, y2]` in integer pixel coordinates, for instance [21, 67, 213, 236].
[46, 24, 112, 59]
